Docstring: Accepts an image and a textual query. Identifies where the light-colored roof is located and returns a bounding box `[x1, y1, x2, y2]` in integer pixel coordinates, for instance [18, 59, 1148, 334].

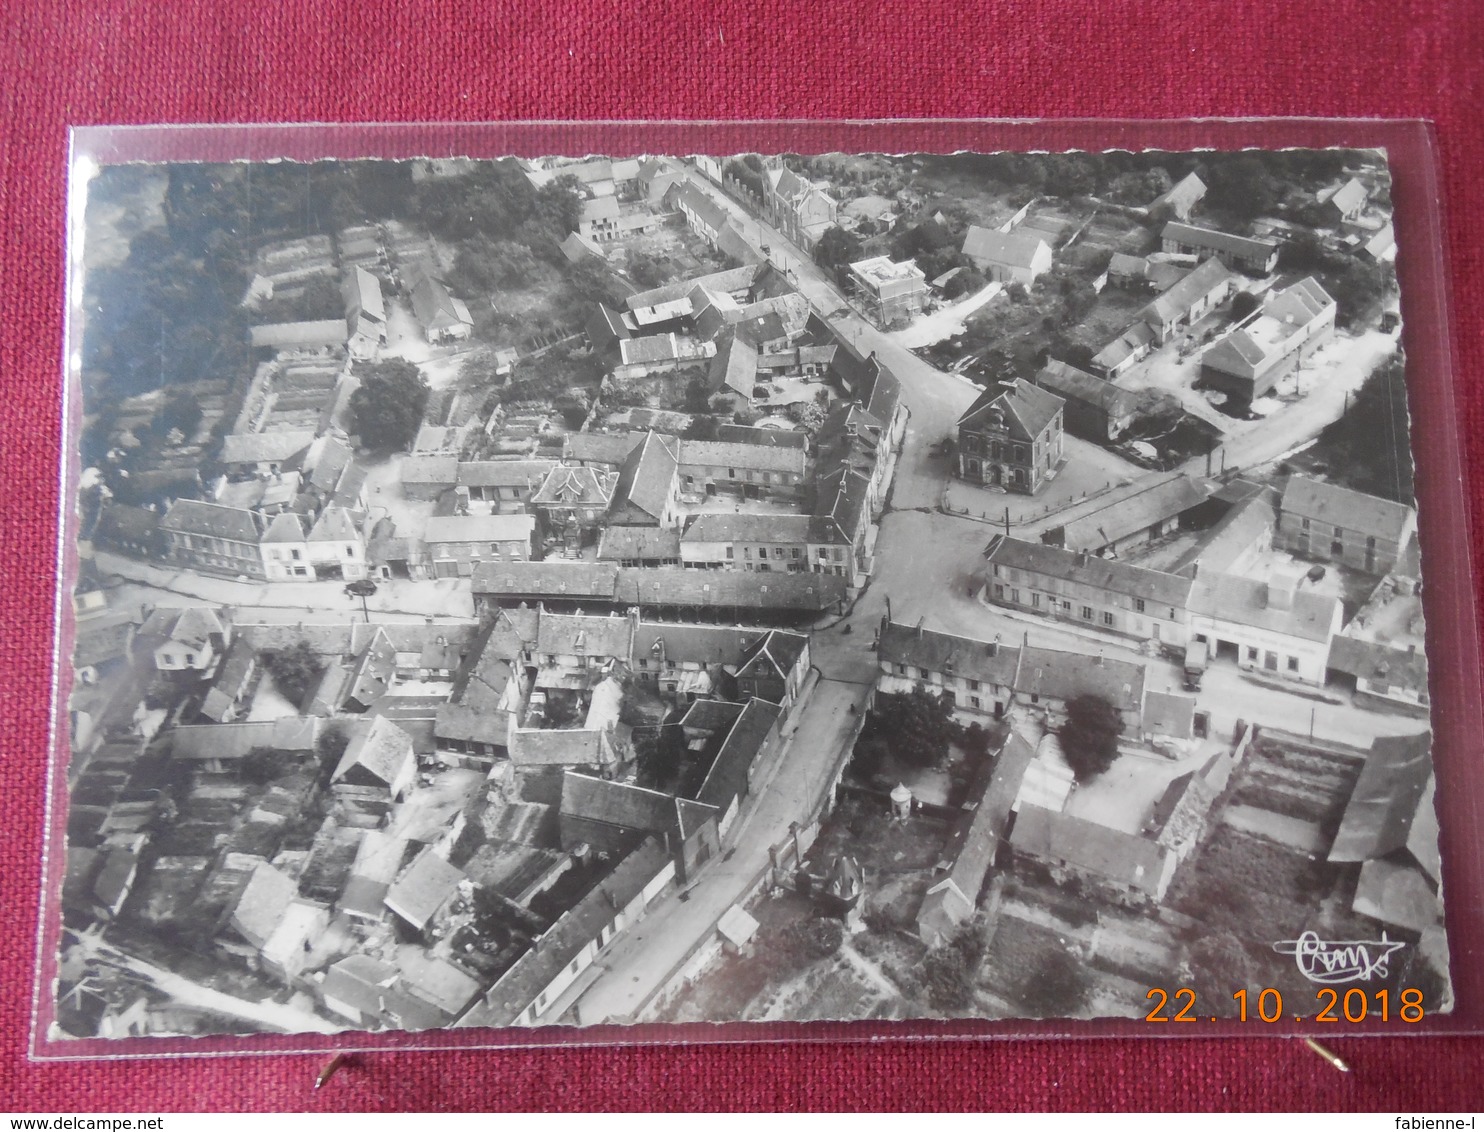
[1035, 359, 1138, 416]
[681, 512, 813, 544]
[333, 715, 414, 788]
[423, 513, 536, 546]
[529, 464, 615, 508]
[1187, 572, 1341, 643]
[1325, 178, 1369, 215]
[1141, 257, 1232, 326]
[307, 504, 359, 544]
[1017, 645, 1146, 712]
[457, 460, 557, 489]
[231, 861, 297, 948]
[536, 611, 633, 659]
[878, 620, 1021, 688]
[384, 848, 465, 930]
[678, 438, 807, 476]
[400, 454, 460, 486]
[1150, 172, 1206, 215]
[1329, 732, 1436, 869]
[249, 320, 347, 350]
[1092, 320, 1157, 371]
[219, 430, 315, 466]
[961, 226, 1050, 269]
[597, 525, 681, 562]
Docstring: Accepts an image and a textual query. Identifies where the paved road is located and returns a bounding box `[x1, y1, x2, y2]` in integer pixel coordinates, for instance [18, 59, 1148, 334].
[93, 549, 475, 620]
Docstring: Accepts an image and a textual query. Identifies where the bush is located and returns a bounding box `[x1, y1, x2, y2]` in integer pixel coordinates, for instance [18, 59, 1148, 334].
[781, 916, 845, 961]
[266, 641, 324, 706]
[922, 923, 987, 1011]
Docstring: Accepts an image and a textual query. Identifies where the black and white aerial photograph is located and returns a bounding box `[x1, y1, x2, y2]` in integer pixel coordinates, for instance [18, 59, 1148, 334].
[53, 142, 1452, 1043]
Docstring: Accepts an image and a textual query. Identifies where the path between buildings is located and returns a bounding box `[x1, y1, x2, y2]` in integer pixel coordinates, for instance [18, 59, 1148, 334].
[571, 677, 870, 1024]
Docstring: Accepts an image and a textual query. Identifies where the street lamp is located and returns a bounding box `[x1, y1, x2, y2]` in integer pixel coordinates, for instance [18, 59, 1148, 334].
[345, 578, 379, 623]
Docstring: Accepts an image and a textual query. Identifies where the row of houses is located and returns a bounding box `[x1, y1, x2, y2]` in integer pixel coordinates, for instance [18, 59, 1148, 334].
[978, 474, 1417, 685]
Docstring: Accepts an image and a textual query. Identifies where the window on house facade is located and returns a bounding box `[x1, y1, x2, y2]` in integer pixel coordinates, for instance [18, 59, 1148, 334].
[1031, 593, 1041, 608]
[970, 696, 981, 709]
[1287, 656, 1300, 672]
[725, 546, 734, 559]
[1246, 647, 1259, 662]
[896, 663, 907, 674]
[1010, 588, 1020, 603]
[968, 679, 981, 691]
[1081, 606, 1094, 620]
[1102, 611, 1115, 626]
[1134, 598, 1146, 613]
[346, 545, 355, 557]
[1301, 517, 1310, 530]
[994, 584, 1005, 599]
[919, 668, 931, 679]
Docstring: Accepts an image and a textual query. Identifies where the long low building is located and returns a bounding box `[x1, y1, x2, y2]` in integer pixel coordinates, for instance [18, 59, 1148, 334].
[472, 561, 848, 621]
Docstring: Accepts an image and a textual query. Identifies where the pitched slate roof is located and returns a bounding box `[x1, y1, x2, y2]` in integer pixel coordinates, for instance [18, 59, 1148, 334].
[339, 830, 411, 919]
[1149, 171, 1206, 217]
[624, 265, 762, 311]
[708, 333, 758, 398]
[681, 513, 814, 545]
[423, 513, 536, 545]
[669, 182, 731, 233]
[1325, 635, 1429, 692]
[961, 226, 1050, 269]
[560, 772, 676, 838]
[529, 465, 615, 508]
[1052, 474, 1210, 552]
[384, 848, 465, 930]
[616, 567, 846, 612]
[199, 638, 257, 722]
[1017, 646, 1146, 712]
[957, 378, 1064, 439]
[596, 525, 681, 562]
[1035, 359, 1138, 417]
[715, 424, 809, 449]
[508, 727, 611, 768]
[611, 432, 679, 521]
[400, 454, 459, 488]
[1010, 804, 1171, 896]
[630, 620, 757, 667]
[1092, 320, 1158, 372]
[879, 621, 1021, 687]
[984, 534, 1196, 610]
[455, 838, 671, 1028]
[159, 499, 264, 543]
[1324, 177, 1369, 216]
[333, 715, 414, 788]
[344, 265, 386, 320]
[473, 560, 621, 599]
[308, 504, 359, 544]
[563, 431, 645, 467]
[677, 438, 807, 476]
[1328, 732, 1436, 868]
[231, 861, 297, 949]
[536, 611, 633, 659]
[1161, 221, 1278, 261]
[694, 697, 782, 812]
[457, 460, 557, 489]
[1141, 256, 1232, 327]
[1279, 474, 1413, 542]
[220, 430, 316, 466]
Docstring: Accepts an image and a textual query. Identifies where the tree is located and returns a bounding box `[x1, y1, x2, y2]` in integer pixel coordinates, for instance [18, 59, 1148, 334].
[266, 641, 324, 707]
[683, 414, 720, 441]
[1059, 693, 1124, 783]
[533, 176, 583, 236]
[813, 226, 862, 273]
[1230, 291, 1261, 321]
[349, 359, 431, 451]
[1018, 943, 1091, 1018]
[1206, 154, 1278, 219]
[860, 689, 960, 770]
[780, 916, 845, 962]
[153, 389, 203, 439]
[922, 922, 988, 1011]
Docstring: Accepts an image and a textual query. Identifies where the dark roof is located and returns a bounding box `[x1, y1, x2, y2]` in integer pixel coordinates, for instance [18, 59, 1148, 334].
[1035, 359, 1138, 417]
[333, 715, 413, 788]
[738, 629, 809, 679]
[563, 431, 645, 467]
[878, 620, 1021, 687]
[1328, 732, 1435, 866]
[1052, 474, 1210, 552]
[624, 265, 762, 311]
[708, 334, 759, 398]
[94, 504, 160, 545]
[679, 439, 808, 476]
[597, 526, 681, 562]
[472, 560, 621, 599]
[681, 513, 813, 546]
[631, 620, 759, 667]
[219, 430, 315, 466]
[984, 534, 1195, 609]
[694, 698, 782, 812]
[958, 379, 1063, 439]
[158, 499, 263, 544]
[610, 432, 679, 521]
[947, 729, 1036, 894]
[199, 638, 257, 722]
[1280, 475, 1415, 543]
[668, 182, 731, 234]
[715, 424, 809, 449]
[1017, 646, 1146, 712]
[530, 465, 615, 508]
[560, 772, 676, 838]
[536, 611, 633, 659]
[1161, 221, 1278, 260]
[458, 460, 558, 489]
[1010, 805, 1171, 896]
[1326, 635, 1429, 692]
[614, 567, 846, 612]
[455, 839, 671, 1028]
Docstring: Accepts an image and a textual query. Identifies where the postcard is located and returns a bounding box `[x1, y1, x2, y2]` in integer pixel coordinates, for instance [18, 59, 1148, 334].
[51, 139, 1450, 1044]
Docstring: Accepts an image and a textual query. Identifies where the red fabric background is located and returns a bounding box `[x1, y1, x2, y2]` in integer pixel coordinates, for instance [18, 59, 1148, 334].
[4, 0, 1484, 1111]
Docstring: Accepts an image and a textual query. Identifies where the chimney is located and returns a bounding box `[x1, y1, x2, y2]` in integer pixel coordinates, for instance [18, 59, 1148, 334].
[1075, 550, 1090, 568]
[989, 634, 1001, 657]
[1190, 561, 1199, 578]
[1265, 576, 1295, 612]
